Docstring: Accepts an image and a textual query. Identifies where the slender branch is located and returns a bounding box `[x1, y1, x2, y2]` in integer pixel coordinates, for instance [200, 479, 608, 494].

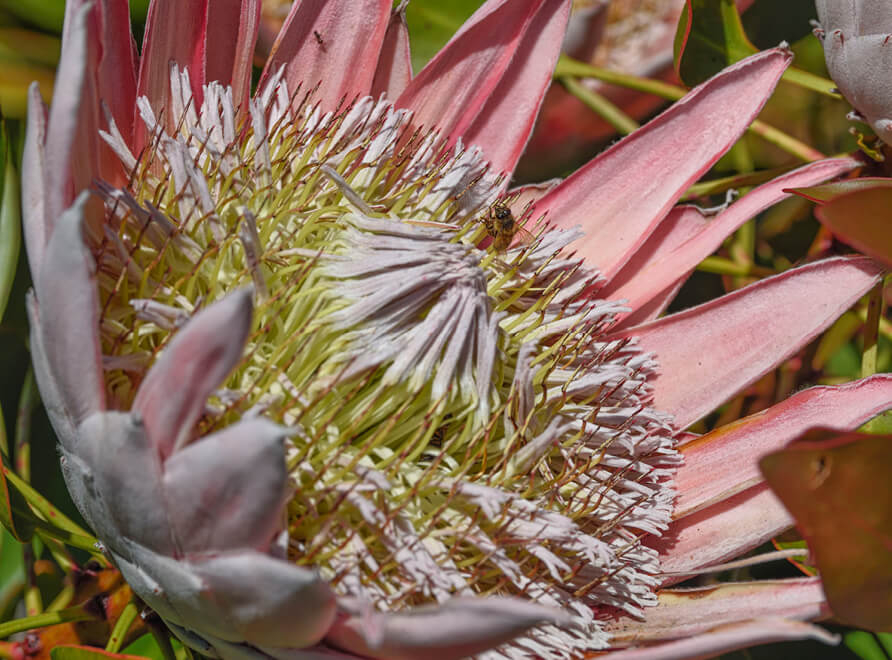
[106, 601, 140, 653]
[861, 280, 884, 379]
[554, 55, 828, 162]
[558, 76, 639, 135]
[0, 605, 96, 638]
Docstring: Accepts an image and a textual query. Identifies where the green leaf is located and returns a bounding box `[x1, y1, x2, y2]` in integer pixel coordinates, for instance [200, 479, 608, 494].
[52, 646, 148, 660]
[0, 0, 64, 33]
[0, 57, 55, 118]
[846, 630, 892, 660]
[122, 634, 166, 660]
[0, 0, 146, 36]
[672, 0, 839, 99]
[129, 0, 149, 23]
[1, 466, 99, 554]
[0, 455, 34, 543]
[863, 411, 892, 436]
[0, 605, 95, 638]
[0, 120, 19, 321]
[0, 525, 25, 621]
[760, 428, 892, 633]
[404, 0, 482, 73]
[673, 0, 757, 87]
[0, 27, 60, 66]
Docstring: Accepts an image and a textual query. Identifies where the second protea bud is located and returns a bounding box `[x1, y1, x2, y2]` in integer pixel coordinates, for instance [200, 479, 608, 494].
[815, 0, 892, 145]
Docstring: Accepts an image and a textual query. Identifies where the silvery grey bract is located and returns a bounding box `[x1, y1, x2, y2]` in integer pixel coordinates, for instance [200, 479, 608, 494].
[815, 0, 892, 145]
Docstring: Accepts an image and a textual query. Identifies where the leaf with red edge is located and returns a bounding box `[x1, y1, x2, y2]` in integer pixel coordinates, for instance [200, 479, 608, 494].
[789, 177, 892, 204]
[0, 458, 34, 543]
[760, 428, 892, 633]
[817, 188, 892, 268]
[791, 178, 892, 266]
[673, 0, 757, 86]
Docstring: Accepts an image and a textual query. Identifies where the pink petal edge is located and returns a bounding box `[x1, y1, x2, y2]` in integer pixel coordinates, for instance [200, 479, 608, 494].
[654, 483, 793, 580]
[135, 0, 207, 147]
[674, 375, 892, 518]
[325, 597, 574, 660]
[26, 292, 78, 449]
[614, 280, 685, 330]
[45, 1, 102, 228]
[616, 256, 884, 430]
[132, 289, 253, 459]
[605, 618, 837, 660]
[396, 0, 571, 178]
[533, 48, 792, 279]
[604, 157, 860, 311]
[93, 0, 138, 173]
[22, 83, 48, 279]
[815, 186, 892, 268]
[259, 0, 392, 113]
[35, 192, 106, 428]
[607, 577, 829, 644]
[205, 0, 261, 112]
[370, 1, 413, 99]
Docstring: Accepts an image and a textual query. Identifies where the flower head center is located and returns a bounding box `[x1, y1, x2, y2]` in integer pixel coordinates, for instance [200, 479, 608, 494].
[92, 67, 679, 652]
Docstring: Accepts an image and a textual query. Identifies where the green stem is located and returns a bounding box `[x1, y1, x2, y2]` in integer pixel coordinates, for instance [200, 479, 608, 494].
[2, 466, 95, 539]
[0, 140, 20, 321]
[38, 531, 76, 575]
[558, 75, 639, 135]
[146, 617, 178, 660]
[26, 517, 103, 556]
[683, 165, 798, 199]
[23, 545, 41, 617]
[782, 67, 840, 99]
[0, 605, 96, 639]
[727, 140, 754, 176]
[554, 55, 827, 162]
[861, 281, 883, 379]
[0, 402, 7, 458]
[554, 56, 684, 101]
[14, 368, 37, 483]
[696, 256, 774, 277]
[45, 583, 74, 613]
[106, 601, 139, 653]
[0, 576, 24, 623]
[748, 119, 825, 162]
[857, 305, 892, 339]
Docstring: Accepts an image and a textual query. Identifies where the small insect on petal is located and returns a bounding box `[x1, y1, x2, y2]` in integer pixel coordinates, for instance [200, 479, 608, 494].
[482, 202, 535, 251]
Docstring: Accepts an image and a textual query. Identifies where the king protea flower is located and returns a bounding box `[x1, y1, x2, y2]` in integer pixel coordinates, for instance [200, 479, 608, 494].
[22, 0, 891, 658]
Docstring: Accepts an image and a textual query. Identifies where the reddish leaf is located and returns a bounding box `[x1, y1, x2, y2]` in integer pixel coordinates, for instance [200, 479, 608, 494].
[789, 178, 892, 266]
[788, 177, 892, 204]
[815, 187, 892, 268]
[759, 428, 892, 632]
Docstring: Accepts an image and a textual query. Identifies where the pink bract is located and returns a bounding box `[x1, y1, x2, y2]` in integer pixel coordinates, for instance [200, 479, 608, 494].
[22, 1, 890, 658]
